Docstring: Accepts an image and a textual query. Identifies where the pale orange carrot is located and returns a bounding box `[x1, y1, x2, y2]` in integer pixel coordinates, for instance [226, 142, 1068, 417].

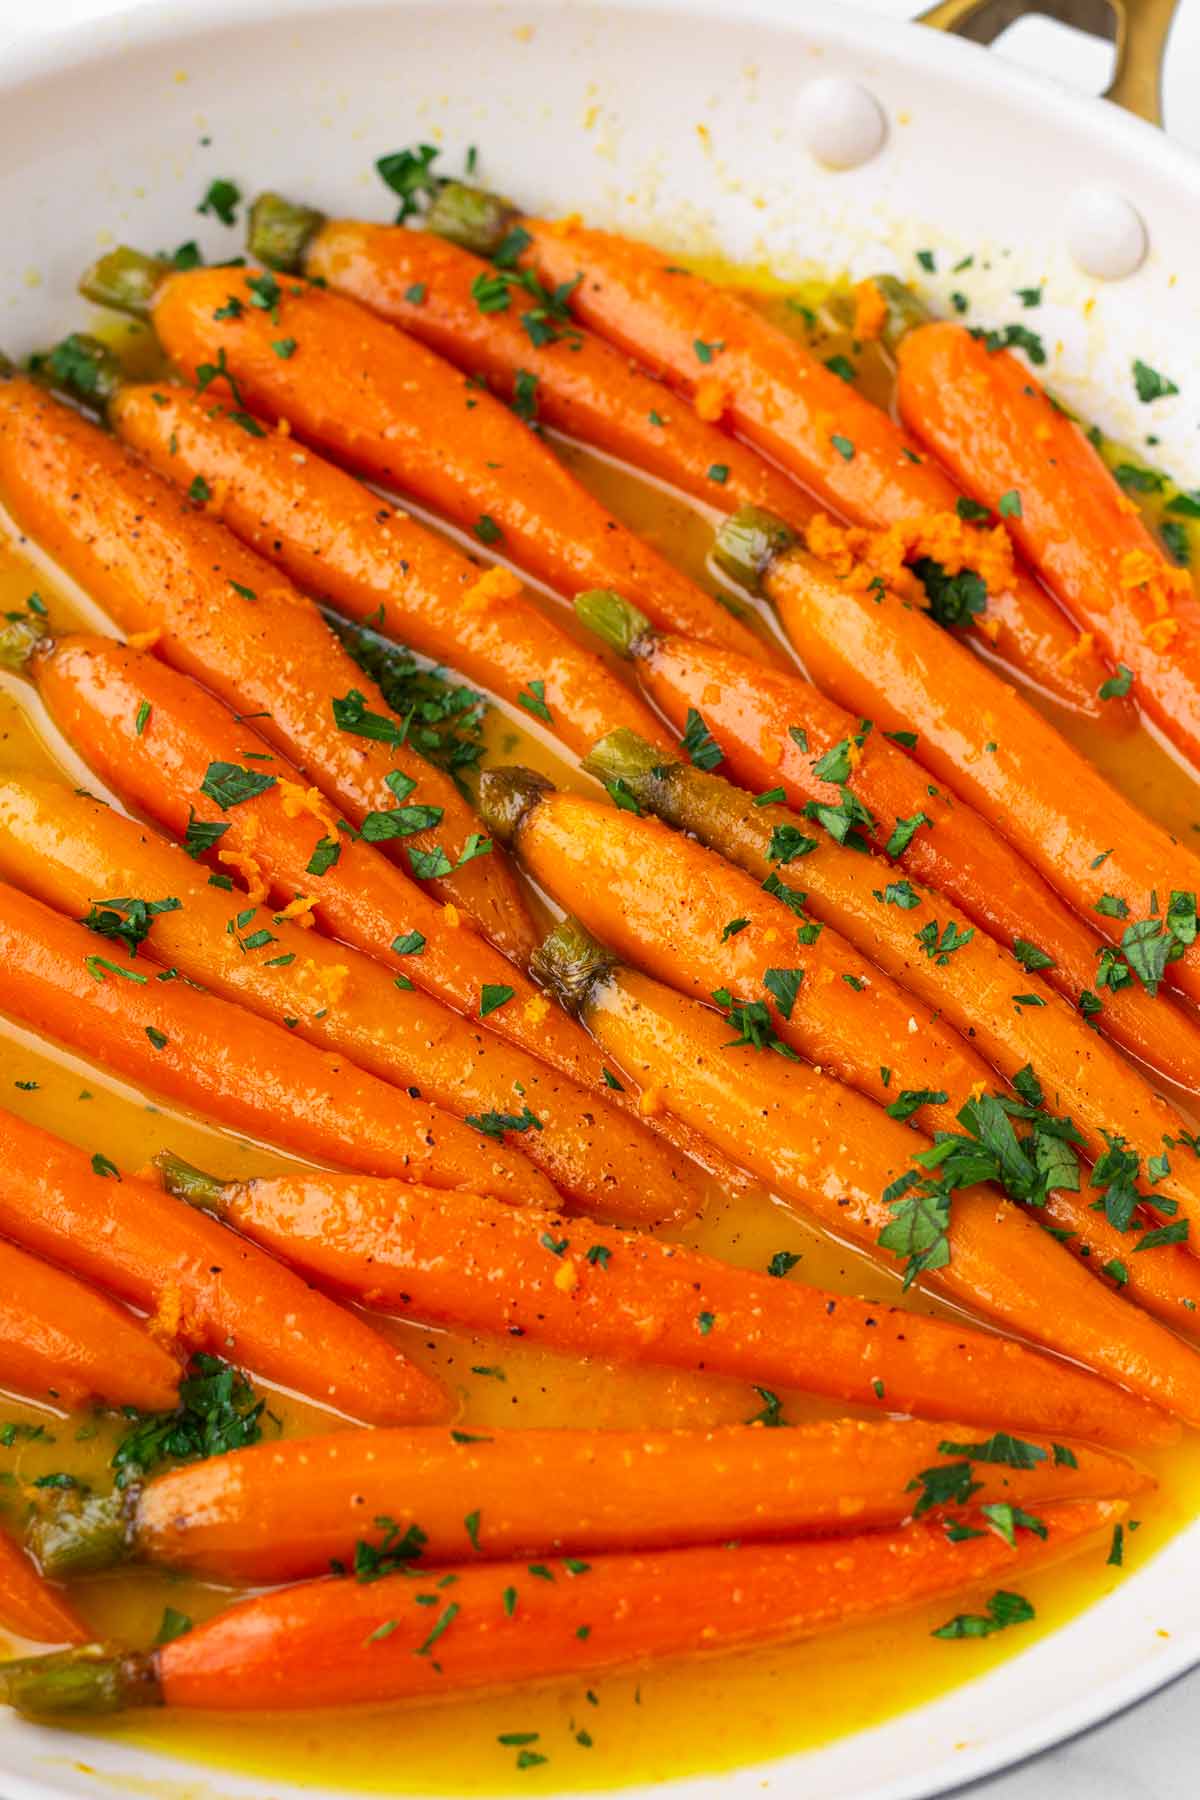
[574, 587, 1200, 1091]
[0, 1108, 446, 1426]
[30, 1418, 1148, 1583]
[0, 1238, 179, 1415]
[0, 772, 692, 1225]
[898, 319, 1200, 765]
[0, 1500, 1126, 1714]
[0, 1531, 86, 1647]
[0, 369, 535, 962]
[77, 249, 771, 662]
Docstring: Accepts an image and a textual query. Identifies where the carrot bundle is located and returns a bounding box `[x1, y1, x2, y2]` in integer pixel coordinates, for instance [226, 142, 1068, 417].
[897, 319, 1200, 767]
[0, 774, 694, 1225]
[575, 588, 1200, 1090]
[0, 1500, 1125, 1715]
[0, 1532, 86, 1648]
[0, 1109, 446, 1426]
[721, 514, 1200, 1013]
[0, 878, 553, 1208]
[0, 371, 535, 963]
[247, 198, 811, 528]
[422, 192, 1115, 713]
[78, 249, 769, 662]
[0, 1238, 180, 1415]
[580, 729, 1200, 1253]
[152, 1138, 1192, 1438]
[30, 1419, 1147, 1583]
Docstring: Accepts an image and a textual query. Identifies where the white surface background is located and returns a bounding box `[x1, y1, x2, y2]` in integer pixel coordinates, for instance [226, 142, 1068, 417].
[0, 0, 1198, 1793]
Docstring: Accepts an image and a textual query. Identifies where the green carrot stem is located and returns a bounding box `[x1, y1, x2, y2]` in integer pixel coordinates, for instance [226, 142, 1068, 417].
[529, 916, 616, 1016]
[573, 589, 654, 659]
[247, 192, 326, 272]
[713, 506, 796, 593]
[476, 767, 553, 846]
[0, 1646, 160, 1717]
[424, 181, 520, 257]
[78, 247, 170, 317]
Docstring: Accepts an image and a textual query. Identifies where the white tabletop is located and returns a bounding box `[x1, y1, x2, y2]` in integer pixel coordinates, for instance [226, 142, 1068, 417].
[1, 0, 1199, 1792]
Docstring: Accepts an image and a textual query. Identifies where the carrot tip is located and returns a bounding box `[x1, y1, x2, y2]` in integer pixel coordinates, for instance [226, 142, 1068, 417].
[423, 180, 519, 256]
[477, 766, 553, 846]
[713, 506, 796, 594]
[78, 247, 168, 318]
[0, 1646, 159, 1717]
[574, 589, 653, 659]
[530, 915, 615, 1015]
[247, 192, 326, 273]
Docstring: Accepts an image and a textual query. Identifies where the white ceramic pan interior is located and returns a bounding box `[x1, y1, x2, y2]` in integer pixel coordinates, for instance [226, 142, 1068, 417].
[1, 2, 1199, 1795]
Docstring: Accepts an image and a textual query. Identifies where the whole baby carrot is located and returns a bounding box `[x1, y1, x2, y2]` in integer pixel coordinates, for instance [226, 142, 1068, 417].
[154, 1152, 1194, 1432]
[0, 772, 691, 1225]
[897, 319, 1200, 766]
[479, 771, 998, 1136]
[78, 364, 668, 762]
[29, 1418, 1148, 1583]
[78, 250, 769, 662]
[0, 370, 535, 963]
[717, 510, 1200, 1014]
[0, 1108, 446, 1426]
[15, 633, 626, 1099]
[424, 190, 1115, 714]
[542, 913, 1200, 1335]
[0, 879, 549, 1206]
[0, 1531, 87, 1648]
[581, 729, 1200, 1246]
[0, 1500, 1125, 1715]
[574, 588, 1198, 1090]
[248, 196, 811, 527]
[0, 1238, 180, 1415]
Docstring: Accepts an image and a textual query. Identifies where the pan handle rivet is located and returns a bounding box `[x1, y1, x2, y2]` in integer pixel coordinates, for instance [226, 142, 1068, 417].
[1066, 185, 1148, 281]
[795, 77, 887, 170]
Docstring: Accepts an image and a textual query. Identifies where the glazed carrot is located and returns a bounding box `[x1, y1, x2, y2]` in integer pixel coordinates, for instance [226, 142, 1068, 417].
[0, 772, 690, 1225]
[16, 633, 629, 1101]
[0, 1109, 445, 1426]
[0, 1500, 1126, 1715]
[897, 319, 1200, 765]
[574, 589, 1200, 1090]
[0, 1531, 86, 1648]
[0, 372, 535, 964]
[719, 514, 1200, 1013]
[581, 729, 1200, 1244]
[248, 198, 810, 528]
[480, 770, 1000, 1135]
[29, 1419, 1148, 1583]
[90, 370, 669, 762]
[0, 880, 547, 1207]
[78, 250, 769, 663]
[424, 192, 1114, 714]
[0, 1238, 179, 1415]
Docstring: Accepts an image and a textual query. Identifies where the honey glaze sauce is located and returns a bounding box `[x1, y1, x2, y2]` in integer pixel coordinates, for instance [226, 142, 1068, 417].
[1, 282, 1199, 1793]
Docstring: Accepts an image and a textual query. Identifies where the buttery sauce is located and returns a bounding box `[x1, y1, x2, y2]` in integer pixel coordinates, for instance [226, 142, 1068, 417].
[1, 289, 1199, 1795]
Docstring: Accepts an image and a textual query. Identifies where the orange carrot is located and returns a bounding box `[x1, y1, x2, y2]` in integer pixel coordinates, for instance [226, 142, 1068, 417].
[0, 371, 535, 963]
[898, 320, 1200, 764]
[0, 772, 692, 1226]
[0, 1500, 1125, 1714]
[17, 632, 733, 1191]
[580, 730, 1200, 1247]
[0, 1108, 445, 1426]
[574, 588, 1200, 1091]
[732, 522, 1200, 1013]
[424, 197, 1116, 713]
[78, 250, 770, 662]
[30, 1419, 1148, 1584]
[0, 879, 549, 1207]
[0, 1238, 179, 1415]
[0, 1530, 86, 1647]
[481, 771, 998, 1135]
[248, 199, 810, 528]
[105, 374, 668, 761]
[152, 1144, 1194, 1440]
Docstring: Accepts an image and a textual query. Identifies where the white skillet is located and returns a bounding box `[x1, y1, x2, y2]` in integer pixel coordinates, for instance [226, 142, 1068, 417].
[0, 1, 1198, 1794]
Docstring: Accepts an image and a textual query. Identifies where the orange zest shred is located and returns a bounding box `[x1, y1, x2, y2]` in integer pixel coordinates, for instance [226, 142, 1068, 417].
[801, 509, 1015, 608]
[216, 848, 269, 906]
[852, 279, 889, 343]
[274, 894, 318, 928]
[461, 565, 524, 612]
[693, 375, 726, 423]
[278, 780, 338, 829]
